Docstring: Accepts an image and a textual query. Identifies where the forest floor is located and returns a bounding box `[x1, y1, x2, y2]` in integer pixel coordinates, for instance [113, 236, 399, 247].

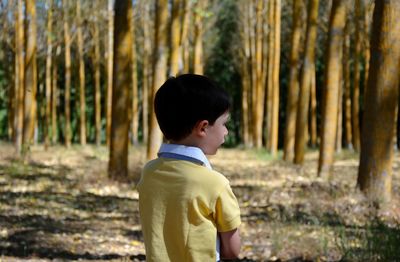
[1, 142, 400, 262]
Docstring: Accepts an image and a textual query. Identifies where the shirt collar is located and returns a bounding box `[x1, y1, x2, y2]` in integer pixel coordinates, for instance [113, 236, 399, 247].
[158, 143, 212, 169]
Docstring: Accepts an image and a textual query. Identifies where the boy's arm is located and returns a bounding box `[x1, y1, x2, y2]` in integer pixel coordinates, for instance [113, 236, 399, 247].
[219, 228, 241, 259]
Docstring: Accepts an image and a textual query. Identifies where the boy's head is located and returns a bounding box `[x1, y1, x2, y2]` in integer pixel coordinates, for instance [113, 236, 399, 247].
[154, 74, 231, 143]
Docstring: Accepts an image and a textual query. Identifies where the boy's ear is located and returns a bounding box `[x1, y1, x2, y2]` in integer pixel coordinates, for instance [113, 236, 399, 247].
[194, 120, 209, 137]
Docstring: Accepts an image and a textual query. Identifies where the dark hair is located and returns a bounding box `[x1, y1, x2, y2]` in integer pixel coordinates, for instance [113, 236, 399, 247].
[154, 74, 231, 141]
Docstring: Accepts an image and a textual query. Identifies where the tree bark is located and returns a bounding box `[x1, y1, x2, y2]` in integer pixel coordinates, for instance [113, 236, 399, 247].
[318, 0, 347, 178]
[23, 0, 37, 150]
[44, 0, 52, 148]
[108, 0, 132, 180]
[93, 6, 101, 146]
[106, 0, 114, 147]
[357, 0, 400, 203]
[76, 0, 86, 145]
[14, 0, 25, 156]
[352, 0, 362, 151]
[169, 0, 182, 76]
[51, 54, 58, 144]
[283, 0, 302, 161]
[141, 2, 151, 145]
[131, 6, 139, 145]
[193, 0, 207, 75]
[343, 20, 352, 149]
[268, 0, 281, 155]
[146, 0, 168, 160]
[63, 0, 71, 147]
[294, 0, 319, 164]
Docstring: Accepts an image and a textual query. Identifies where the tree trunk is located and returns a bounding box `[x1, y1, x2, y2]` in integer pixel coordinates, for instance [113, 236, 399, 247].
[343, 21, 352, 149]
[169, 0, 181, 76]
[318, 0, 346, 178]
[93, 7, 101, 146]
[14, 0, 25, 156]
[357, 0, 400, 203]
[309, 63, 317, 147]
[283, 0, 302, 161]
[23, 0, 37, 150]
[108, 0, 132, 180]
[352, 0, 362, 151]
[76, 0, 86, 145]
[268, 0, 281, 155]
[141, 2, 151, 145]
[193, 0, 207, 75]
[63, 0, 71, 147]
[106, 0, 114, 147]
[181, 0, 191, 73]
[294, 0, 319, 164]
[51, 54, 58, 144]
[146, 0, 168, 160]
[131, 6, 139, 145]
[44, 0, 52, 148]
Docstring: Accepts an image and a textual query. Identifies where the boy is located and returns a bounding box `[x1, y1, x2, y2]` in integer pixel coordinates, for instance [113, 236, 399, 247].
[137, 74, 241, 262]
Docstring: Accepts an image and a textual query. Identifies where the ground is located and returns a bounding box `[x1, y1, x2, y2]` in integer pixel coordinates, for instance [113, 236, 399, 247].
[1, 142, 400, 261]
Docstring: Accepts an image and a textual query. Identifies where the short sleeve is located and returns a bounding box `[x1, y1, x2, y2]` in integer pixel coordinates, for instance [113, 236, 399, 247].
[214, 184, 241, 232]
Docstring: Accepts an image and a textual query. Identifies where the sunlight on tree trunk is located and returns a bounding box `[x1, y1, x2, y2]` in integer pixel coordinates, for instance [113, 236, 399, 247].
[357, 0, 400, 203]
[76, 0, 86, 145]
[146, 0, 168, 160]
[294, 0, 319, 164]
[352, 0, 362, 152]
[23, 0, 37, 151]
[106, 0, 114, 147]
[131, 7, 139, 145]
[193, 0, 207, 75]
[63, 0, 71, 148]
[318, 0, 346, 179]
[14, 0, 24, 156]
[268, 0, 281, 156]
[283, 0, 302, 161]
[169, 0, 182, 76]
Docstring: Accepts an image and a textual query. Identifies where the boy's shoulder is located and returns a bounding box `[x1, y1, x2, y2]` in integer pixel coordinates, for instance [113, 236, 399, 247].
[143, 157, 229, 186]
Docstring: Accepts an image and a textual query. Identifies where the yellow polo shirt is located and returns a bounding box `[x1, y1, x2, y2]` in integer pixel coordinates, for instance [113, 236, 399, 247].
[137, 157, 241, 262]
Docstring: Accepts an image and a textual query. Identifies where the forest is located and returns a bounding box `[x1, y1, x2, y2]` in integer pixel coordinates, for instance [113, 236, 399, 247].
[1, 0, 400, 261]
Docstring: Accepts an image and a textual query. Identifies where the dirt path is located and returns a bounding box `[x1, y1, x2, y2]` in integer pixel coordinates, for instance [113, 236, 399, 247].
[1, 142, 400, 261]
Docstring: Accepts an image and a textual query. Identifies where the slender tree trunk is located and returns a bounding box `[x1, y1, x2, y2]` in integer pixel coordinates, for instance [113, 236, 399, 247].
[336, 68, 343, 153]
[44, 0, 52, 148]
[343, 21, 352, 149]
[108, 0, 132, 180]
[265, 0, 273, 149]
[131, 6, 139, 145]
[141, 1, 152, 144]
[239, 1, 252, 147]
[357, 0, 400, 203]
[63, 0, 71, 147]
[193, 0, 207, 75]
[309, 63, 317, 147]
[106, 0, 114, 147]
[23, 0, 37, 150]
[294, 0, 319, 164]
[93, 9, 101, 146]
[51, 54, 58, 144]
[76, 0, 86, 145]
[318, 0, 346, 178]
[169, 0, 181, 76]
[147, 0, 168, 160]
[181, 0, 191, 73]
[352, 0, 362, 151]
[283, 0, 302, 161]
[14, 0, 25, 156]
[268, 0, 281, 155]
